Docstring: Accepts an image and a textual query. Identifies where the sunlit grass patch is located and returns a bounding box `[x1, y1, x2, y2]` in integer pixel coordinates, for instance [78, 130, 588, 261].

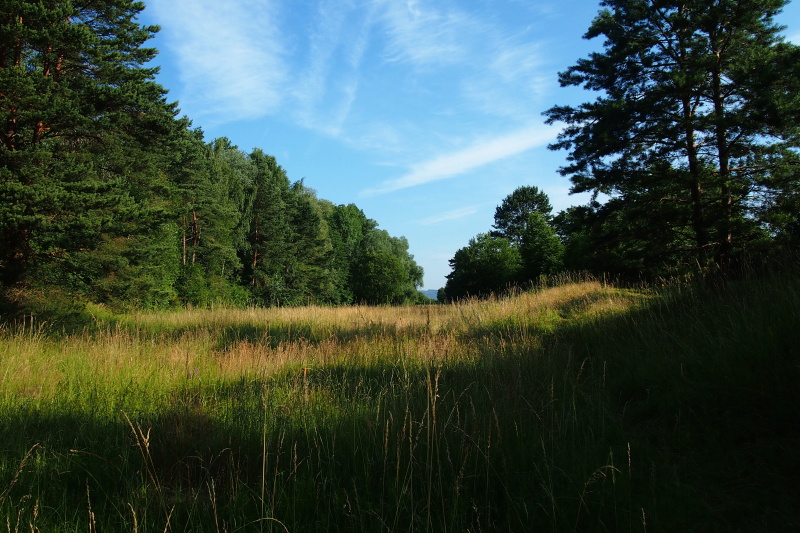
[1, 274, 798, 531]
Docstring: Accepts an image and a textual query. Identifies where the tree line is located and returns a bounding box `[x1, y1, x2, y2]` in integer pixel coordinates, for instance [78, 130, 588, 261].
[0, 0, 424, 313]
[3, 0, 798, 311]
[442, 0, 800, 301]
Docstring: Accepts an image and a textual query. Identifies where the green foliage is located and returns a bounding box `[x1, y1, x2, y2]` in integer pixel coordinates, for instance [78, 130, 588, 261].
[519, 211, 564, 279]
[92, 222, 182, 309]
[0, 2, 422, 313]
[553, 168, 705, 278]
[445, 187, 563, 298]
[442, 233, 521, 300]
[242, 149, 291, 305]
[352, 249, 409, 304]
[283, 183, 334, 304]
[545, 0, 800, 273]
[0, 0, 188, 312]
[492, 185, 553, 244]
[352, 229, 424, 305]
[326, 203, 375, 304]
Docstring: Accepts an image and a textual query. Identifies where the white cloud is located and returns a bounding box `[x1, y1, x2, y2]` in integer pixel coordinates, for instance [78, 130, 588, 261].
[417, 206, 478, 225]
[377, 0, 479, 66]
[292, 0, 349, 118]
[289, 1, 384, 138]
[349, 1, 378, 68]
[360, 124, 559, 196]
[490, 40, 546, 84]
[148, 0, 287, 122]
[147, 0, 560, 159]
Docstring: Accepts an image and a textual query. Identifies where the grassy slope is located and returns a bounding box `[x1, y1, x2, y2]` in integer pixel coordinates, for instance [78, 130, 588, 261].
[0, 274, 798, 531]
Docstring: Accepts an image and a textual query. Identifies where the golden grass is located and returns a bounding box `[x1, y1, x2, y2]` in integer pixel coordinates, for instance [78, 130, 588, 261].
[122, 280, 628, 331]
[3, 273, 796, 531]
[0, 281, 644, 408]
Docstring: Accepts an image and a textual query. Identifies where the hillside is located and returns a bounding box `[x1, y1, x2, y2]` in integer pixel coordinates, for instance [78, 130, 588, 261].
[419, 289, 439, 300]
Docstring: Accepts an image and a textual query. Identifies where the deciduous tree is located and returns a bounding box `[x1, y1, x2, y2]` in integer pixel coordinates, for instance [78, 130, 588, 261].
[492, 185, 553, 245]
[519, 212, 564, 280]
[442, 234, 521, 301]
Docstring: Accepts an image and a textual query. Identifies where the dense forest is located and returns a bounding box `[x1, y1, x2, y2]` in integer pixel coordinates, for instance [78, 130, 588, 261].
[2, 0, 799, 314]
[0, 0, 425, 316]
[442, 0, 800, 301]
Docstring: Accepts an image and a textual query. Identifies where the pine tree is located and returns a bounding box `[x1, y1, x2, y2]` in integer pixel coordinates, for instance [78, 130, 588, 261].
[244, 149, 291, 305]
[0, 0, 178, 301]
[171, 134, 250, 306]
[545, 0, 800, 271]
[283, 181, 332, 305]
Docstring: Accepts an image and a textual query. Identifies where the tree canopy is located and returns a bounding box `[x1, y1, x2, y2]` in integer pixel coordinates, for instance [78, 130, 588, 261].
[442, 233, 522, 301]
[0, 1, 425, 316]
[544, 0, 800, 273]
[492, 185, 554, 245]
[0, 0, 179, 296]
[441, 187, 564, 301]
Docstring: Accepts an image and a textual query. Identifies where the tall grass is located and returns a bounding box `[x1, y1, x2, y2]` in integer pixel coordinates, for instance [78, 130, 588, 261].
[1, 273, 798, 531]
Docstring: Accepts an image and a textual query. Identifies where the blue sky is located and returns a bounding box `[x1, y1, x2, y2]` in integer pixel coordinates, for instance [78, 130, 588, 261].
[137, 0, 800, 291]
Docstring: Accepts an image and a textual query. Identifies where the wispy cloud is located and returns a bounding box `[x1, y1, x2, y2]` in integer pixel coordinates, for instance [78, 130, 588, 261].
[292, 1, 350, 128]
[360, 124, 558, 196]
[349, 1, 378, 68]
[417, 206, 478, 225]
[148, 0, 559, 159]
[490, 40, 545, 83]
[365, 0, 555, 138]
[289, 1, 379, 137]
[148, 0, 287, 122]
[377, 0, 479, 66]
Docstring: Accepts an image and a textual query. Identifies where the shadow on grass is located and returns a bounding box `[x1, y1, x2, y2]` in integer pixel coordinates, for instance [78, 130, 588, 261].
[2, 273, 799, 531]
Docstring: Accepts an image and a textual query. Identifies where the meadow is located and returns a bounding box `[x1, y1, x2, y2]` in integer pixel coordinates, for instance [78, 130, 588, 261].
[1, 272, 798, 531]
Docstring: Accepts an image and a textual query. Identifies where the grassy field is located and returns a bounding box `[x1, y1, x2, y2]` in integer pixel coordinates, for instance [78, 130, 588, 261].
[1, 273, 798, 531]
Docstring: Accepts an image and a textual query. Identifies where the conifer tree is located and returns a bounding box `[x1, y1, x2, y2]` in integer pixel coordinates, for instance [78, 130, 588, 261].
[172, 134, 249, 305]
[0, 0, 178, 300]
[545, 0, 800, 270]
[284, 183, 333, 305]
[244, 149, 291, 305]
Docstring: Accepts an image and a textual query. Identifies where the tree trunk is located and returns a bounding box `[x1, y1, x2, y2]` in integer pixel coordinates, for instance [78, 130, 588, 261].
[191, 209, 199, 264]
[251, 216, 260, 285]
[182, 215, 187, 265]
[682, 95, 710, 262]
[711, 44, 733, 266]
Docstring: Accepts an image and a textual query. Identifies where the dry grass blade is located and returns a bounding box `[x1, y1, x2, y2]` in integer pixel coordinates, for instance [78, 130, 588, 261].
[128, 503, 139, 533]
[0, 444, 40, 504]
[122, 411, 166, 509]
[575, 465, 621, 530]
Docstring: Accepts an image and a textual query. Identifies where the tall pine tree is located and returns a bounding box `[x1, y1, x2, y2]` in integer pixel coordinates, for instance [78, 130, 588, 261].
[545, 0, 800, 272]
[244, 149, 291, 305]
[0, 0, 178, 303]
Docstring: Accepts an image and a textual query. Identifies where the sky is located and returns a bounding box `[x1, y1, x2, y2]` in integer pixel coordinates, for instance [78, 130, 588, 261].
[136, 0, 800, 291]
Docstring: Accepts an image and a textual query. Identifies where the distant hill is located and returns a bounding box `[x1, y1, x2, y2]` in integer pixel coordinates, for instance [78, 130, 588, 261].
[419, 289, 439, 301]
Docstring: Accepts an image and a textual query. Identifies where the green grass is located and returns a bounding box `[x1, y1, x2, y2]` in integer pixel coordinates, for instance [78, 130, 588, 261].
[1, 273, 798, 531]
